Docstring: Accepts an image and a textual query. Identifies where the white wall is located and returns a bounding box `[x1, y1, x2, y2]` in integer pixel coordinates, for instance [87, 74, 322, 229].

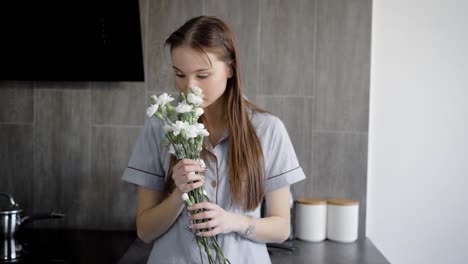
[367, 0, 468, 263]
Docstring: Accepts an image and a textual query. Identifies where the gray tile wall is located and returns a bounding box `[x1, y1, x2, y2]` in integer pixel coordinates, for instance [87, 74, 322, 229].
[0, 0, 371, 237]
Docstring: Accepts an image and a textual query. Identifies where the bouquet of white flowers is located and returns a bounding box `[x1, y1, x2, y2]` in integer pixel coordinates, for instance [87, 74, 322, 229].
[147, 87, 231, 264]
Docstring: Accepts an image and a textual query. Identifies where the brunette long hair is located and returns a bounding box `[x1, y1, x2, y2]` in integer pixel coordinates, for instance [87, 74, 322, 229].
[163, 16, 265, 211]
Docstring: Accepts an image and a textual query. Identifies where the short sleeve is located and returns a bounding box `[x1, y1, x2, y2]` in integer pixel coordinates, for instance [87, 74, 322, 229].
[253, 113, 306, 193]
[122, 117, 169, 191]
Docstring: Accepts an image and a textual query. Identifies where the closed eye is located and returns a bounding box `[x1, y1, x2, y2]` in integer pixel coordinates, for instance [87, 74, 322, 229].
[174, 73, 209, 79]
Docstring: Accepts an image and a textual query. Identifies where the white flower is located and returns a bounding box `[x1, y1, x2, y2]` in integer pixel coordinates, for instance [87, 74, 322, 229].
[175, 102, 193, 113]
[146, 104, 159, 117]
[187, 93, 204, 106]
[194, 107, 204, 117]
[169, 144, 176, 155]
[185, 125, 198, 139]
[191, 86, 203, 97]
[163, 124, 172, 133]
[203, 190, 208, 196]
[195, 123, 210, 137]
[157, 93, 174, 106]
[171, 121, 189, 136]
[181, 193, 189, 202]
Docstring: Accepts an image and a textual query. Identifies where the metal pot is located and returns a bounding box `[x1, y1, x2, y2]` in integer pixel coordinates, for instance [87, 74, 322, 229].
[1, 238, 23, 262]
[0, 193, 65, 238]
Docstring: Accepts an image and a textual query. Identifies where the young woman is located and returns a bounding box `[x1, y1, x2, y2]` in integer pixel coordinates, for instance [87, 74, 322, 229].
[123, 16, 305, 263]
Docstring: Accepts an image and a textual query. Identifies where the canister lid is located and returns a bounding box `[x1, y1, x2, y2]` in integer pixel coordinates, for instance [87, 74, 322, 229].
[327, 198, 359, 206]
[295, 198, 327, 205]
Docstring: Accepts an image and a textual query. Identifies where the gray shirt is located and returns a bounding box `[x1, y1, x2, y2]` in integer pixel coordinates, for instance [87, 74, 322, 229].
[122, 111, 306, 264]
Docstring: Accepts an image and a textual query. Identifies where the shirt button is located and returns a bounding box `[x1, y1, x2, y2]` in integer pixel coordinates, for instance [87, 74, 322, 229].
[210, 156, 216, 162]
[211, 180, 217, 188]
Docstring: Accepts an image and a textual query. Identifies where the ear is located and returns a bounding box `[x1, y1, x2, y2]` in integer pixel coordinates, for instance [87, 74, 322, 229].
[226, 64, 234, 79]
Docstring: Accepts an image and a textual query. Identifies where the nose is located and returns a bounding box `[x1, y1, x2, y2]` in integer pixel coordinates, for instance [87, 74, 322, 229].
[176, 76, 199, 94]
[185, 77, 199, 92]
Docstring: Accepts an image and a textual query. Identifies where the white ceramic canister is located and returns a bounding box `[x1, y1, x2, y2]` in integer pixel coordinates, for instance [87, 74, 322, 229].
[294, 198, 327, 242]
[326, 198, 359, 243]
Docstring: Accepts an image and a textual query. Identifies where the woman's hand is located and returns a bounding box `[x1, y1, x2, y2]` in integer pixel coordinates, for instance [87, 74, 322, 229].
[187, 202, 238, 237]
[172, 159, 205, 194]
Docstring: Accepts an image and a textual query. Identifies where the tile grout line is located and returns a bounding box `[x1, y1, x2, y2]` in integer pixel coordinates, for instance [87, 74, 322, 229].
[33, 81, 37, 210]
[310, 0, 317, 184]
[257, 94, 314, 98]
[31, 87, 95, 92]
[93, 124, 143, 129]
[88, 82, 92, 187]
[0, 122, 34, 126]
[312, 129, 368, 136]
[144, 0, 150, 108]
[256, 0, 262, 98]
[144, 0, 149, 85]
[312, 0, 319, 133]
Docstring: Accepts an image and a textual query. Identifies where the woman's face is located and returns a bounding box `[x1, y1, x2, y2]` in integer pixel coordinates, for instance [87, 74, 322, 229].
[171, 46, 232, 108]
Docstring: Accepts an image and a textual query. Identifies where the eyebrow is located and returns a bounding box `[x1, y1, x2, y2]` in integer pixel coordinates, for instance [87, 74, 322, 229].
[172, 66, 211, 73]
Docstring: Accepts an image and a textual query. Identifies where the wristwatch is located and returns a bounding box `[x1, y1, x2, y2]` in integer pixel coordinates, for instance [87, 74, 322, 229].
[243, 216, 256, 238]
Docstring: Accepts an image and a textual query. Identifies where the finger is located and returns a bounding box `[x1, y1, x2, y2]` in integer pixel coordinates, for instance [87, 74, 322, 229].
[174, 177, 191, 187]
[186, 173, 204, 182]
[190, 210, 217, 221]
[186, 180, 205, 192]
[175, 159, 201, 169]
[180, 183, 193, 193]
[191, 219, 217, 230]
[172, 170, 203, 184]
[188, 202, 216, 211]
[178, 164, 204, 174]
[179, 180, 204, 193]
[197, 227, 221, 237]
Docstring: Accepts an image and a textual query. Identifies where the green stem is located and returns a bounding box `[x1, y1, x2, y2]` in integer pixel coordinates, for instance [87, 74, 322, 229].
[201, 236, 215, 264]
[197, 239, 204, 264]
[211, 237, 231, 264]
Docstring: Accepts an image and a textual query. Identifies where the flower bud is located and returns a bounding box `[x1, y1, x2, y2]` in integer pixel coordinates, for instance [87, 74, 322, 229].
[195, 107, 204, 117]
[155, 112, 164, 120]
[181, 193, 193, 206]
[191, 86, 203, 96]
[150, 95, 158, 105]
[198, 159, 206, 169]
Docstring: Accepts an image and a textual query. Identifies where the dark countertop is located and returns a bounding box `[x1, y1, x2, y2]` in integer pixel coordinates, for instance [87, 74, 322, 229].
[267, 239, 390, 264]
[10, 228, 136, 263]
[8, 229, 389, 264]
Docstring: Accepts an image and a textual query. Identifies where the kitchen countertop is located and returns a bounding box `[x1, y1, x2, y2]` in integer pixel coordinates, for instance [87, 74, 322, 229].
[267, 239, 390, 264]
[10, 229, 389, 263]
[10, 228, 136, 263]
